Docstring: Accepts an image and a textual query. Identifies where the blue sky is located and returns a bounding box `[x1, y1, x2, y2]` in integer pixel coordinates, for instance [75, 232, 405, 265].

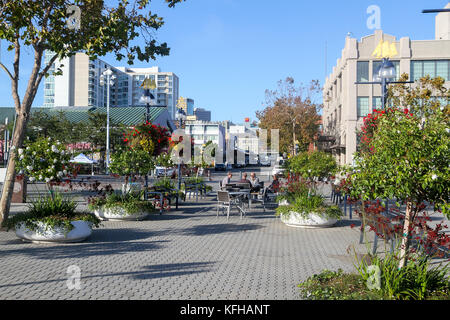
[0, 0, 448, 123]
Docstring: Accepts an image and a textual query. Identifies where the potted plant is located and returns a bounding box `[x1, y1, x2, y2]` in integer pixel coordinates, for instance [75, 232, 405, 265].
[5, 137, 100, 243]
[277, 151, 342, 228]
[88, 191, 156, 221]
[6, 192, 100, 243]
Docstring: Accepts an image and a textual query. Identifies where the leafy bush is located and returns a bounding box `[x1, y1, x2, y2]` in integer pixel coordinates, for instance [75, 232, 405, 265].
[15, 136, 71, 183]
[276, 192, 343, 220]
[355, 252, 450, 300]
[287, 151, 337, 180]
[153, 178, 176, 190]
[276, 175, 343, 220]
[88, 191, 155, 215]
[5, 193, 100, 233]
[299, 261, 450, 300]
[298, 269, 384, 300]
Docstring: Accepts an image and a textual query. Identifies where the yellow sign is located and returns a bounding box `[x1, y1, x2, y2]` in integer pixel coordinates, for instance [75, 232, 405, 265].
[140, 77, 156, 90]
[372, 40, 398, 59]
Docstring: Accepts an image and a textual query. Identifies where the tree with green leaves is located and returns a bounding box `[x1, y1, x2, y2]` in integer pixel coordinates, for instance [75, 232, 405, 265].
[349, 76, 449, 268]
[0, 0, 185, 227]
[256, 77, 322, 155]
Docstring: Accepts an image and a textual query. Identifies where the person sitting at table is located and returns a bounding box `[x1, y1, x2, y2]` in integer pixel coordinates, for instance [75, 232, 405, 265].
[267, 174, 280, 195]
[249, 172, 260, 192]
[239, 172, 251, 185]
[221, 172, 233, 189]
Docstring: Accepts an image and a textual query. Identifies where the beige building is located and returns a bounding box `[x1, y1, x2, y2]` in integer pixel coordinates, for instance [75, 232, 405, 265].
[322, 6, 450, 165]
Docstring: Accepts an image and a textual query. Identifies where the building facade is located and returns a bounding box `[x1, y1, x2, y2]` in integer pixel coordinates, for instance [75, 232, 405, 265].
[323, 8, 450, 165]
[184, 120, 226, 161]
[43, 52, 179, 118]
[193, 108, 211, 121]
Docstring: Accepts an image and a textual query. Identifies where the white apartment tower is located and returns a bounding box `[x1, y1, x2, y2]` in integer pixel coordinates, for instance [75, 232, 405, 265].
[43, 52, 179, 118]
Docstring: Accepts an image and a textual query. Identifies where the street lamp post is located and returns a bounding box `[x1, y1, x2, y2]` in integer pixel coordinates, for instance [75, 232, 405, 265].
[99, 68, 116, 174]
[355, 57, 413, 109]
[175, 108, 186, 190]
[139, 77, 156, 200]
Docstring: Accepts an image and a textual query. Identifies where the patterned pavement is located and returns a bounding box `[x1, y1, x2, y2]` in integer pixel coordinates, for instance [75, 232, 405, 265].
[0, 194, 372, 300]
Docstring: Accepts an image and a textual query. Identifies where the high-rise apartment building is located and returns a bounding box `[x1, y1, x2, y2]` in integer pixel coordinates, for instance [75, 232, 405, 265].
[322, 6, 450, 165]
[43, 52, 179, 118]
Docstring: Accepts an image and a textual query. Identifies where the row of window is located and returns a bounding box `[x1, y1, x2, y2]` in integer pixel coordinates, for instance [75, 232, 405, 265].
[357, 60, 450, 83]
[357, 96, 449, 117]
[357, 61, 400, 82]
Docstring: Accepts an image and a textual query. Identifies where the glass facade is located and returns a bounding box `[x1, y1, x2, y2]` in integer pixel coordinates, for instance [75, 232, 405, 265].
[411, 60, 450, 81]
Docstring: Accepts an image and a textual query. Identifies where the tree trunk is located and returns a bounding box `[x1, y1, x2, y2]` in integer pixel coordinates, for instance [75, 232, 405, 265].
[0, 113, 29, 227]
[398, 200, 413, 269]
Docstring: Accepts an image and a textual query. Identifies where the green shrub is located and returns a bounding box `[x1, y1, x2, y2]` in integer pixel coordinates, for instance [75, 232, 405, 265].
[276, 192, 343, 220]
[287, 151, 337, 180]
[298, 269, 384, 300]
[5, 193, 100, 233]
[153, 177, 176, 189]
[88, 191, 155, 215]
[355, 252, 450, 300]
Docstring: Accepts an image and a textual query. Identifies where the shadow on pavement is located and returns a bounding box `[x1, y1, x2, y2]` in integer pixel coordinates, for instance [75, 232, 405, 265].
[0, 261, 216, 289]
[177, 223, 264, 236]
[0, 228, 169, 260]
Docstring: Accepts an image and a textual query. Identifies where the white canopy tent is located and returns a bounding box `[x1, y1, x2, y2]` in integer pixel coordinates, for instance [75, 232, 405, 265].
[70, 153, 98, 175]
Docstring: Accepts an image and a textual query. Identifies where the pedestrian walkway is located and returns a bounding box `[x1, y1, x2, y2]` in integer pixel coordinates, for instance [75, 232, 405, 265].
[0, 199, 370, 300]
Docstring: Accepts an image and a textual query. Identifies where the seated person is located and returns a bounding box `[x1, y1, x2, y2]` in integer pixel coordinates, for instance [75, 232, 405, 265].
[239, 173, 251, 185]
[266, 174, 280, 195]
[249, 172, 261, 192]
[221, 172, 233, 189]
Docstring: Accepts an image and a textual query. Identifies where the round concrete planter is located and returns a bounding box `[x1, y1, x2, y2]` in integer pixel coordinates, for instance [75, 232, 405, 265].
[94, 207, 149, 221]
[15, 220, 93, 243]
[280, 211, 338, 228]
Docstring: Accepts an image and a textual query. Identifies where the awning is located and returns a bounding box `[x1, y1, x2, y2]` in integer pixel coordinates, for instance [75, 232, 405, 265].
[70, 153, 97, 164]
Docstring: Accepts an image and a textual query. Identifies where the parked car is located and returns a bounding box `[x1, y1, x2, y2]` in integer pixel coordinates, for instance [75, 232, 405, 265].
[155, 166, 175, 177]
[226, 163, 233, 170]
[214, 163, 226, 171]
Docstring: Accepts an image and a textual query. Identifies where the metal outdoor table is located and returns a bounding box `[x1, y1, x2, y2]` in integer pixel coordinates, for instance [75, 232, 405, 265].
[229, 190, 251, 216]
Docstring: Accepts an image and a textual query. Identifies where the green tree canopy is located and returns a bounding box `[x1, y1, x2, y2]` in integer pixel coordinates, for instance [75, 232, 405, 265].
[0, 0, 185, 226]
[256, 78, 322, 154]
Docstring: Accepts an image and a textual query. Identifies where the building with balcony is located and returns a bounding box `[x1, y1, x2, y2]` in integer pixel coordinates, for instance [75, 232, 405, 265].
[322, 6, 450, 165]
[43, 52, 179, 118]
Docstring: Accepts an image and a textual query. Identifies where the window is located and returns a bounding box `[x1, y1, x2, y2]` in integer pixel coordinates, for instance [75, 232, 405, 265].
[357, 97, 370, 117]
[373, 60, 400, 81]
[357, 61, 369, 82]
[372, 97, 382, 110]
[411, 60, 450, 81]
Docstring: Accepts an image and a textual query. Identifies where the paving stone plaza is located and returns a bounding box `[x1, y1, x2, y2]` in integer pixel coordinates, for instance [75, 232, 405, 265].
[0, 171, 366, 300]
[0, 171, 446, 300]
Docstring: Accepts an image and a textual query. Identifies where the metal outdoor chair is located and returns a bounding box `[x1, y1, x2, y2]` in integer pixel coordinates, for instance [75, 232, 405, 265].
[216, 190, 242, 221]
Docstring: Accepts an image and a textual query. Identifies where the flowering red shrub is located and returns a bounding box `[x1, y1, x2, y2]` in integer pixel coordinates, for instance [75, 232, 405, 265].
[353, 200, 449, 259]
[122, 121, 170, 156]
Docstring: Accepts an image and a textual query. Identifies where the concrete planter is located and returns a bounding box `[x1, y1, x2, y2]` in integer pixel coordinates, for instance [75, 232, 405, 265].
[15, 220, 93, 243]
[94, 207, 149, 221]
[280, 211, 338, 228]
